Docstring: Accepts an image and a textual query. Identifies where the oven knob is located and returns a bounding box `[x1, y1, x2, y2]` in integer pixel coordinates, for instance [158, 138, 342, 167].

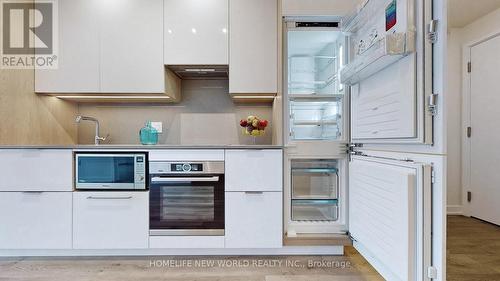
[182, 163, 192, 172]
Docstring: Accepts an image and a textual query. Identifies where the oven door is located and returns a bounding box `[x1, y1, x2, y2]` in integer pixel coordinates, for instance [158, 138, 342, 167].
[149, 174, 224, 236]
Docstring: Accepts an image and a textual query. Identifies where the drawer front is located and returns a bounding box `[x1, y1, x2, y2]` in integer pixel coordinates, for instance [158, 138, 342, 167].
[73, 191, 149, 249]
[225, 150, 283, 191]
[0, 150, 72, 191]
[291, 200, 338, 221]
[0, 192, 72, 249]
[225, 191, 282, 248]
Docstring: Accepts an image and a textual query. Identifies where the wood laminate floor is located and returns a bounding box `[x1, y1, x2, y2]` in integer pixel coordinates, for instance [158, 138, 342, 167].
[0, 247, 383, 281]
[447, 215, 500, 281]
[1, 215, 497, 281]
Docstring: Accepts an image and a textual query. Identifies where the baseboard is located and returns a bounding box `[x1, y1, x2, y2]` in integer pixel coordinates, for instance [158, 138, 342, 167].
[447, 205, 463, 215]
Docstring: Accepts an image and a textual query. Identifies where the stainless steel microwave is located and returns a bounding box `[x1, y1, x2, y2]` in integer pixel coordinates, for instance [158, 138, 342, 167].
[75, 153, 147, 190]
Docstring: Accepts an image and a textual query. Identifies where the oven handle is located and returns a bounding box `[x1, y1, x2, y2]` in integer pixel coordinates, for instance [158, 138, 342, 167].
[150, 176, 220, 183]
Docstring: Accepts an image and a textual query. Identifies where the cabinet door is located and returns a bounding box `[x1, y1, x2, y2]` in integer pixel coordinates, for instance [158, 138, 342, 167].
[0, 192, 72, 249]
[35, 0, 100, 93]
[229, 0, 277, 93]
[0, 150, 72, 192]
[225, 150, 282, 192]
[164, 0, 228, 65]
[349, 156, 432, 281]
[73, 191, 149, 249]
[225, 191, 282, 248]
[99, 0, 164, 93]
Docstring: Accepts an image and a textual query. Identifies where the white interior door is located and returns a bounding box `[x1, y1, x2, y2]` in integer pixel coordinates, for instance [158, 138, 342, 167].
[349, 156, 432, 281]
[468, 34, 500, 225]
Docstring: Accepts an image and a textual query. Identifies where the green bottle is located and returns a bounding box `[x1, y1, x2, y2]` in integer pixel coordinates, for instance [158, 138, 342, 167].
[139, 121, 158, 145]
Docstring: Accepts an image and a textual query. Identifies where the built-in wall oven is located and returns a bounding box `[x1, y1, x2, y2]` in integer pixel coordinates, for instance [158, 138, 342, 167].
[149, 161, 224, 236]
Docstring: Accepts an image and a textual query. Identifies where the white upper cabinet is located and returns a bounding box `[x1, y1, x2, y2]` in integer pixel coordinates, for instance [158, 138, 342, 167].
[35, 0, 100, 93]
[164, 0, 228, 65]
[100, 0, 164, 93]
[229, 0, 278, 94]
[35, 0, 165, 94]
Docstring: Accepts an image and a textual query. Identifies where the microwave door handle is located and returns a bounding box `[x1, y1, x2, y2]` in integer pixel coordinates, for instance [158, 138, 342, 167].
[151, 176, 220, 183]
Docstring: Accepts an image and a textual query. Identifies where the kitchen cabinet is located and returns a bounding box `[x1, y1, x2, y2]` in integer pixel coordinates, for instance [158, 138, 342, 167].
[0, 192, 72, 249]
[100, 0, 164, 93]
[229, 0, 278, 94]
[0, 150, 72, 192]
[225, 191, 282, 248]
[225, 150, 283, 192]
[35, 0, 166, 95]
[164, 0, 228, 65]
[35, 0, 100, 93]
[73, 191, 149, 249]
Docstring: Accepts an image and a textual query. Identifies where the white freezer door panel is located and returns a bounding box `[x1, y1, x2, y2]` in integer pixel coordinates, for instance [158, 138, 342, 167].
[349, 155, 431, 281]
[351, 55, 416, 140]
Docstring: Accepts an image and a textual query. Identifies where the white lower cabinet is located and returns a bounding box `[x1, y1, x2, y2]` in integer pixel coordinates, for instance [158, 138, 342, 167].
[0, 192, 72, 249]
[225, 191, 282, 248]
[73, 191, 149, 249]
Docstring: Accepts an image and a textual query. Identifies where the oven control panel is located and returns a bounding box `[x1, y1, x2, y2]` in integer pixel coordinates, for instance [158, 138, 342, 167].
[149, 161, 224, 174]
[171, 163, 203, 172]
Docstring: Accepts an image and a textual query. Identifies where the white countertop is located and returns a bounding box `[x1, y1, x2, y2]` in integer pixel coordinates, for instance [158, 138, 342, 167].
[0, 144, 283, 150]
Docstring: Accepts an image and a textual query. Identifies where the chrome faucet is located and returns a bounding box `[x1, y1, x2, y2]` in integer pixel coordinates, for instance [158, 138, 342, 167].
[75, 115, 107, 145]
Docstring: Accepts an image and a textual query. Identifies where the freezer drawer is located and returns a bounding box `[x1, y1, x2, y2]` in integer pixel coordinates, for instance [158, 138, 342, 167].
[291, 200, 338, 221]
[291, 160, 338, 199]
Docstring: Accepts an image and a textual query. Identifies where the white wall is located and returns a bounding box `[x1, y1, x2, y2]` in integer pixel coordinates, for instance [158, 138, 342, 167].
[447, 7, 500, 214]
[446, 28, 463, 213]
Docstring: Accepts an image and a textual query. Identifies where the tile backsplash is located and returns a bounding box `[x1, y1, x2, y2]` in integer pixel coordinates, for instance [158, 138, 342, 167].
[77, 80, 273, 145]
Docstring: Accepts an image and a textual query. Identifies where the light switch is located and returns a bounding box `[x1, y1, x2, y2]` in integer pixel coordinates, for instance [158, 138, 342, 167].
[151, 122, 163, 133]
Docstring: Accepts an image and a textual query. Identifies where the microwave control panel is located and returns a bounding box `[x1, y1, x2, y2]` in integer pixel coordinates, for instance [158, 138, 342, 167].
[135, 154, 146, 186]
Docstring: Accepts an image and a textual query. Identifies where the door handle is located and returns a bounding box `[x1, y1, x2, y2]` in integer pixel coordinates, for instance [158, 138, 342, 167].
[86, 196, 133, 200]
[244, 191, 264, 195]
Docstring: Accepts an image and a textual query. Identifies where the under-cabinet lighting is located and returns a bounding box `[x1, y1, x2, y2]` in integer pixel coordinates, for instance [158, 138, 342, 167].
[55, 95, 170, 99]
[232, 95, 276, 99]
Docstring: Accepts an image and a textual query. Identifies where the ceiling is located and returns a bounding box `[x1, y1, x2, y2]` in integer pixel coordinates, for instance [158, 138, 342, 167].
[448, 0, 500, 28]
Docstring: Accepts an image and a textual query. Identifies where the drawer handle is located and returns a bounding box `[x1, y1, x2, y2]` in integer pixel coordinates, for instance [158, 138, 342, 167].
[86, 196, 133, 200]
[244, 191, 264, 195]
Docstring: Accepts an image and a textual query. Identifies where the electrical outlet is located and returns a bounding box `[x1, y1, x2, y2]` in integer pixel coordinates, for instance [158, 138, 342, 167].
[151, 122, 163, 133]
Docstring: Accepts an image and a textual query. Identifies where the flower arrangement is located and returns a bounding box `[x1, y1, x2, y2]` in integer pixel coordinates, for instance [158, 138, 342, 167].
[240, 115, 268, 136]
